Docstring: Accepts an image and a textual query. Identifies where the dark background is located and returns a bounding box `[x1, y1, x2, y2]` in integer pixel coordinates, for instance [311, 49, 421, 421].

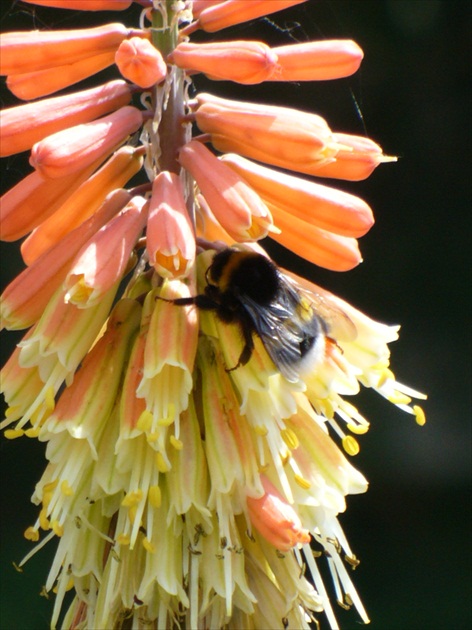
[1, 1, 470, 629]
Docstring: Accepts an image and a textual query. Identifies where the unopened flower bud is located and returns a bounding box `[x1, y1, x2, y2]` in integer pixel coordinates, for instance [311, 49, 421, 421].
[30, 106, 143, 179]
[270, 40, 364, 82]
[1, 80, 134, 157]
[0, 23, 138, 76]
[22, 146, 143, 264]
[170, 40, 277, 84]
[7, 51, 116, 101]
[247, 475, 311, 551]
[194, 93, 337, 175]
[115, 36, 167, 88]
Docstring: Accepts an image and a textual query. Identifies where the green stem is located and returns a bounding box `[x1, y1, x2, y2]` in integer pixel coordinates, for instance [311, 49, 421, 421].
[151, 0, 186, 175]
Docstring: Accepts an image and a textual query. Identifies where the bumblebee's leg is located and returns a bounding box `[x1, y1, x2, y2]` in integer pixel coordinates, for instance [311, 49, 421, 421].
[225, 318, 254, 372]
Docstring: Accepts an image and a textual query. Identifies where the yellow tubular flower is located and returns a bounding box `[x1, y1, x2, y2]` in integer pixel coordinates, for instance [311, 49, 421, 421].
[0, 2, 426, 630]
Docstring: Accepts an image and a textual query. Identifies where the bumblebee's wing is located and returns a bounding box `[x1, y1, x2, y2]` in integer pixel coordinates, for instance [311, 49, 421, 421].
[240, 274, 323, 382]
[283, 271, 357, 342]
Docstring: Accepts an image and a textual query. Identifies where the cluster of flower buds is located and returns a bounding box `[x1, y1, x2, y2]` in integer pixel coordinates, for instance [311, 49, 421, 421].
[0, 2, 425, 630]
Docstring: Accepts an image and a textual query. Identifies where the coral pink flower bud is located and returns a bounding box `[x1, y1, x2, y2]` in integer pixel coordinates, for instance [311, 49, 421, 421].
[146, 172, 195, 278]
[1, 189, 131, 330]
[21, 0, 133, 9]
[195, 93, 337, 175]
[7, 51, 116, 101]
[29, 105, 143, 179]
[1, 80, 134, 157]
[170, 41, 277, 84]
[64, 196, 148, 307]
[115, 36, 167, 88]
[179, 140, 273, 241]
[221, 153, 374, 237]
[271, 40, 364, 82]
[312, 133, 396, 181]
[0, 23, 139, 76]
[22, 146, 143, 264]
[0, 158, 104, 242]
[246, 475, 311, 551]
[196, 0, 307, 33]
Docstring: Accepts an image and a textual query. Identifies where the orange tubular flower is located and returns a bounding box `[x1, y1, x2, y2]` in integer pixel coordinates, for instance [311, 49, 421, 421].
[170, 41, 278, 84]
[146, 172, 196, 279]
[247, 475, 311, 552]
[194, 0, 308, 33]
[0, 158, 105, 242]
[194, 92, 337, 174]
[7, 51, 117, 101]
[1, 189, 131, 330]
[64, 196, 148, 307]
[115, 36, 167, 88]
[29, 105, 143, 179]
[0, 23, 141, 76]
[270, 40, 364, 82]
[22, 146, 143, 264]
[179, 140, 274, 241]
[1, 80, 134, 157]
[221, 153, 374, 237]
[21, 0, 133, 9]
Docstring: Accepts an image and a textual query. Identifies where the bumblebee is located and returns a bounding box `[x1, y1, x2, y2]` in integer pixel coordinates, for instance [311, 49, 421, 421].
[169, 248, 355, 382]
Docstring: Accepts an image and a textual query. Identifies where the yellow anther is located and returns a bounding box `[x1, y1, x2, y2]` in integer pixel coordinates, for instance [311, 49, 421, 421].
[39, 509, 50, 531]
[413, 405, 426, 426]
[377, 368, 395, 388]
[116, 534, 130, 546]
[4, 429, 24, 439]
[52, 521, 64, 537]
[147, 431, 159, 442]
[136, 410, 153, 432]
[158, 403, 176, 426]
[61, 480, 74, 496]
[294, 474, 311, 490]
[5, 405, 21, 418]
[320, 399, 335, 419]
[148, 485, 162, 508]
[342, 435, 360, 456]
[43, 480, 59, 493]
[347, 422, 369, 435]
[142, 538, 156, 554]
[281, 428, 299, 450]
[45, 387, 56, 411]
[280, 450, 291, 465]
[53, 577, 74, 594]
[170, 435, 183, 450]
[121, 490, 143, 507]
[24, 527, 40, 541]
[155, 452, 169, 472]
[25, 427, 41, 438]
[345, 554, 360, 569]
[254, 425, 268, 436]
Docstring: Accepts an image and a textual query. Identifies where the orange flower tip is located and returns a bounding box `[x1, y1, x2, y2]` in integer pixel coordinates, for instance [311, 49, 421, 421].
[115, 37, 167, 88]
[21, 0, 133, 9]
[247, 476, 311, 551]
[29, 106, 144, 179]
[195, 0, 308, 33]
[170, 41, 278, 85]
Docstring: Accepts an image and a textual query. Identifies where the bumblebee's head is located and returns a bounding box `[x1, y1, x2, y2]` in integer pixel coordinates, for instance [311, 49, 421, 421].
[208, 250, 279, 305]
